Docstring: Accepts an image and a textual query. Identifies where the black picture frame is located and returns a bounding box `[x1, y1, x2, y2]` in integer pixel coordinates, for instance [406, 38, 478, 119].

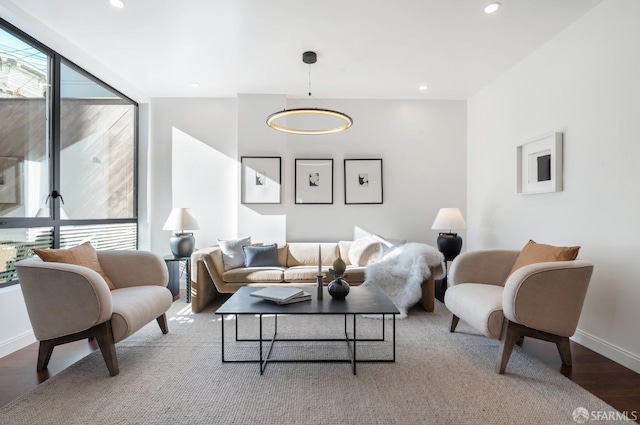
[294, 158, 333, 204]
[344, 158, 383, 204]
[240, 156, 282, 204]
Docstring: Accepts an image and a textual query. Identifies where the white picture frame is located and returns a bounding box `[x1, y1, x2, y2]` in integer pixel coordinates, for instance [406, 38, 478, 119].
[295, 158, 333, 204]
[344, 158, 383, 204]
[241, 156, 281, 204]
[517, 132, 563, 194]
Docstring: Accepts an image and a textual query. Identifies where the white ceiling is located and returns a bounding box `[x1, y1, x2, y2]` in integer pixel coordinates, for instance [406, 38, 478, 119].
[1, 0, 603, 101]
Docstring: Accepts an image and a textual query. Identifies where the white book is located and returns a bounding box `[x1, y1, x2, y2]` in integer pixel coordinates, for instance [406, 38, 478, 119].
[275, 291, 312, 305]
[250, 286, 304, 303]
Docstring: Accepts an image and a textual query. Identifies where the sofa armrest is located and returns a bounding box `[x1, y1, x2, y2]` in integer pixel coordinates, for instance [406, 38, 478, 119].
[190, 246, 225, 313]
[97, 250, 168, 288]
[502, 260, 593, 337]
[449, 249, 519, 287]
[15, 259, 113, 341]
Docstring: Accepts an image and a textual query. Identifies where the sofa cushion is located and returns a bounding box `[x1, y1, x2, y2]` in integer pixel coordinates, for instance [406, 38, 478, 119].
[287, 243, 338, 267]
[242, 244, 279, 267]
[348, 236, 383, 266]
[34, 241, 116, 290]
[505, 240, 580, 284]
[283, 266, 325, 283]
[222, 267, 285, 283]
[217, 236, 251, 271]
[338, 241, 353, 265]
[277, 245, 288, 267]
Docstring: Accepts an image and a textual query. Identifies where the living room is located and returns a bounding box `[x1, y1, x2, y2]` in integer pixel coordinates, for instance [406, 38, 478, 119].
[1, 0, 639, 422]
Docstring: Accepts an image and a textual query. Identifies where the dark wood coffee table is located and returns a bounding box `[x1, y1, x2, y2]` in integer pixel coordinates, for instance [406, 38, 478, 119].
[215, 285, 400, 375]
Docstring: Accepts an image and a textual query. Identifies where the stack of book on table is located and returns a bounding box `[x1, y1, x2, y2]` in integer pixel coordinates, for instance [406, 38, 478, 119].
[250, 287, 312, 305]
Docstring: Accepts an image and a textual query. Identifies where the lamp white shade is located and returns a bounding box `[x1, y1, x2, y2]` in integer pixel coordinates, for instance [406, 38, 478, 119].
[162, 208, 200, 233]
[431, 208, 467, 231]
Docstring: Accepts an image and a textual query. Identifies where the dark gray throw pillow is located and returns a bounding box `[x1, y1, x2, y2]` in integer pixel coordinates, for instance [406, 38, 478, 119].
[242, 243, 279, 267]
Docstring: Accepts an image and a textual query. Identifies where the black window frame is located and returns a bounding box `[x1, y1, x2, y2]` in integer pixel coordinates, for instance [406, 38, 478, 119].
[0, 18, 139, 288]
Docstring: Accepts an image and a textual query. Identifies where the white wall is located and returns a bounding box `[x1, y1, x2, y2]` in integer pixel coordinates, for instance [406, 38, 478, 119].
[149, 94, 467, 248]
[0, 285, 35, 357]
[467, 0, 640, 372]
[148, 98, 238, 255]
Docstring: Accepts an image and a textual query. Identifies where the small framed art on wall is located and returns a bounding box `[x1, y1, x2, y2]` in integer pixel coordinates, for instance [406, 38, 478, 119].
[344, 158, 383, 204]
[295, 158, 333, 204]
[241, 156, 281, 204]
[517, 132, 563, 195]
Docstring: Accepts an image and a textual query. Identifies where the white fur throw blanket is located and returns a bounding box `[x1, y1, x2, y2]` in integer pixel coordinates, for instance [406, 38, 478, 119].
[362, 242, 445, 319]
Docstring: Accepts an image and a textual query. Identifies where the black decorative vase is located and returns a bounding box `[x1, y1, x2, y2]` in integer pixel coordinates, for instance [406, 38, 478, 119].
[328, 278, 350, 299]
[169, 233, 195, 258]
[436, 232, 463, 261]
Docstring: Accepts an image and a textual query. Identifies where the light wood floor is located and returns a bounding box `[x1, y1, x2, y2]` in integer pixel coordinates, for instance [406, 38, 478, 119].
[1, 295, 638, 415]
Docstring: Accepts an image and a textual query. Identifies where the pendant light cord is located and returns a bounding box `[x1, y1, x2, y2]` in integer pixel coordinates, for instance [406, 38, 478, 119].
[308, 64, 312, 97]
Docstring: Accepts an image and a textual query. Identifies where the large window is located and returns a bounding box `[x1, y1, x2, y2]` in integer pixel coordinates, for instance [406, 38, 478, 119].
[0, 20, 138, 288]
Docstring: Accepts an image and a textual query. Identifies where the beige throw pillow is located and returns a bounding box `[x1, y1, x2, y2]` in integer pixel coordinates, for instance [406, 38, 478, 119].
[34, 241, 116, 290]
[348, 236, 383, 266]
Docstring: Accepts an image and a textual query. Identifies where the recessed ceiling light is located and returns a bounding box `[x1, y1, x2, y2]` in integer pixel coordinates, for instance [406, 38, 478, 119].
[110, 0, 125, 8]
[484, 2, 501, 14]
[190, 83, 200, 88]
[419, 85, 428, 91]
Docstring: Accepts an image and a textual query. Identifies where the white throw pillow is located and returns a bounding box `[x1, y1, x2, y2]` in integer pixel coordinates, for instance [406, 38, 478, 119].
[373, 234, 406, 256]
[348, 236, 383, 266]
[217, 236, 251, 271]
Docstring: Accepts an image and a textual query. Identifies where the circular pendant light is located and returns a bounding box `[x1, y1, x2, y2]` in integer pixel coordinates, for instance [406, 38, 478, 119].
[266, 108, 353, 135]
[266, 51, 353, 135]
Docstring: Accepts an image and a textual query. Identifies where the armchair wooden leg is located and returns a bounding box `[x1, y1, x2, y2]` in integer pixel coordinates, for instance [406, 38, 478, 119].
[94, 321, 119, 376]
[450, 315, 460, 332]
[37, 340, 55, 371]
[156, 313, 169, 335]
[496, 320, 573, 373]
[36, 321, 119, 376]
[497, 320, 520, 374]
[556, 336, 572, 366]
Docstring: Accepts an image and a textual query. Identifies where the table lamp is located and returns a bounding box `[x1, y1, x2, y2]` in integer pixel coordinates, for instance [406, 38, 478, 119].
[431, 207, 467, 261]
[163, 207, 200, 258]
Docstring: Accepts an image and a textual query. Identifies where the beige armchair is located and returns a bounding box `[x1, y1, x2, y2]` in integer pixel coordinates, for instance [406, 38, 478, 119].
[15, 250, 173, 376]
[444, 249, 593, 374]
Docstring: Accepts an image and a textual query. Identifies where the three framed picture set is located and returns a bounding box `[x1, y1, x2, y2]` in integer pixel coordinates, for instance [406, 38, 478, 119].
[241, 156, 383, 205]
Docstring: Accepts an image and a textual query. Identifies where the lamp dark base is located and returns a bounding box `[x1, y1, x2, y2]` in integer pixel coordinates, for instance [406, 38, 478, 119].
[169, 234, 195, 258]
[437, 233, 463, 262]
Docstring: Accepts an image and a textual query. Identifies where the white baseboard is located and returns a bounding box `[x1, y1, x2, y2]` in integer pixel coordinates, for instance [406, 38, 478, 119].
[572, 329, 640, 374]
[0, 330, 36, 359]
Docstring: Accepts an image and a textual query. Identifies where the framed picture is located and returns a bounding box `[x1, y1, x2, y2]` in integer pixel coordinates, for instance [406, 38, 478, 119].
[344, 159, 383, 204]
[241, 156, 281, 204]
[517, 132, 563, 194]
[295, 158, 333, 204]
[0, 157, 20, 211]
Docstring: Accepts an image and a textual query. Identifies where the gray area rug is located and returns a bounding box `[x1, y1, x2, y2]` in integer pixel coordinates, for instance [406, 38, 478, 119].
[0, 298, 625, 424]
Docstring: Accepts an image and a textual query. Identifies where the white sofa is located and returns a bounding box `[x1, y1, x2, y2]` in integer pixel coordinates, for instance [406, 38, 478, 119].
[190, 241, 442, 313]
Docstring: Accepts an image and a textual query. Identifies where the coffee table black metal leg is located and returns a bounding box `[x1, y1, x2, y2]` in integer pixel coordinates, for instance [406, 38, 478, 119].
[259, 313, 263, 375]
[220, 314, 225, 362]
[353, 313, 357, 375]
[393, 314, 396, 362]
